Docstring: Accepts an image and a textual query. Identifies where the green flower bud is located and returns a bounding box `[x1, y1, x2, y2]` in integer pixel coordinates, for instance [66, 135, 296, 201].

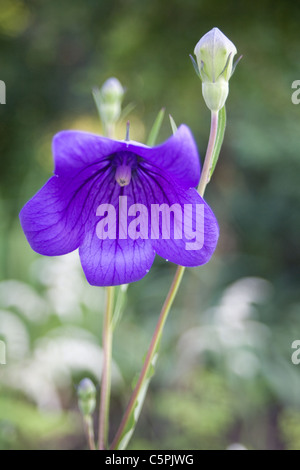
[77, 378, 96, 416]
[101, 78, 124, 105]
[99, 101, 121, 124]
[194, 27, 238, 111]
[202, 80, 228, 113]
[93, 77, 125, 130]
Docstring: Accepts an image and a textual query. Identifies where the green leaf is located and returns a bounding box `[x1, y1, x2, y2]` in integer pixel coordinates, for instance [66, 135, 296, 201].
[146, 108, 165, 146]
[231, 55, 243, 77]
[92, 87, 103, 121]
[209, 106, 227, 180]
[115, 352, 159, 450]
[189, 54, 201, 78]
[111, 284, 128, 331]
[117, 409, 136, 451]
[169, 114, 178, 135]
[119, 102, 136, 121]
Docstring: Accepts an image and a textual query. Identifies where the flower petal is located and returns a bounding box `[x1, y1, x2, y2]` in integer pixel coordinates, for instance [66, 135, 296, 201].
[52, 126, 200, 189]
[79, 235, 155, 286]
[78, 162, 218, 285]
[53, 131, 123, 177]
[19, 161, 113, 256]
[78, 175, 156, 286]
[131, 125, 201, 189]
[20, 177, 84, 256]
[137, 167, 219, 266]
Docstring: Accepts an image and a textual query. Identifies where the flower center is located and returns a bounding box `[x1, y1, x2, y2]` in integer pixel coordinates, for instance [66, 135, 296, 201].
[113, 151, 138, 187]
[115, 163, 132, 187]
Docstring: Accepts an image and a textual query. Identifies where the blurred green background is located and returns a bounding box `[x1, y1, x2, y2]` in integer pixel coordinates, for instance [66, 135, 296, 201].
[1, 0, 300, 450]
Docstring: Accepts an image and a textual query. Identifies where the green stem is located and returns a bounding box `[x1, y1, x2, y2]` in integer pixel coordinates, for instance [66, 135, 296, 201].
[84, 415, 96, 451]
[105, 123, 115, 139]
[98, 286, 115, 450]
[198, 110, 219, 196]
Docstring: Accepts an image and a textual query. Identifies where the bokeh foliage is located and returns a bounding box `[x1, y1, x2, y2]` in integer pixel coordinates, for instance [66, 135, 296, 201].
[1, 0, 300, 450]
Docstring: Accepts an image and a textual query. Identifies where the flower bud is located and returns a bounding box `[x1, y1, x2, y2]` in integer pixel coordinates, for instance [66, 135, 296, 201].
[194, 27, 237, 111]
[77, 378, 96, 416]
[93, 77, 124, 128]
[201, 80, 229, 113]
[101, 78, 124, 105]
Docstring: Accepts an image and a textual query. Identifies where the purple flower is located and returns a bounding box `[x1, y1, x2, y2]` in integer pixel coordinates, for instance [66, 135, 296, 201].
[20, 125, 219, 286]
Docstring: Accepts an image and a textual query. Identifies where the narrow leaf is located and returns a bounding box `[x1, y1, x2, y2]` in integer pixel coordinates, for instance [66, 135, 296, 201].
[111, 284, 128, 331]
[92, 87, 103, 120]
[231, 55, 243, 77]
[117, 408, 136, 451]
[169, 114, 178, 135]
[209, 105, 227, 180]
[146, 108, 165, 146]
[119, 102, 136, 121]
[189, 54, 201, 78]
[116, 353, 159, 450]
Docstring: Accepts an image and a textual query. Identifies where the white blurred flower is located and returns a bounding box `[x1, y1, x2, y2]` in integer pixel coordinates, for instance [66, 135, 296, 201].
[0, 280, 48, 322]
[176, 277, 272, 378]
[0, 309, 30, 360]
[31, 252, 104, 320]
[2, 326, 122, 410]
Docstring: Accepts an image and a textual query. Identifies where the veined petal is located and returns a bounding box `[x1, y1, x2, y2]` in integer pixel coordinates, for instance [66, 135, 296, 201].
[80, 235, 155, 286]
[19, 163, 113, 256]
[130, 125, 201, 189]
[137, 166, 219, 266]
[20, 177, 84, 255]
[53, 131, 124, 176]
[53, 126, 200, 189]
[78, 178, 155, 286]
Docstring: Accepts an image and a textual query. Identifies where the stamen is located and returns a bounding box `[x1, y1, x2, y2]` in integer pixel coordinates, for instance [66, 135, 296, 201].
[115, 163, 132, 187]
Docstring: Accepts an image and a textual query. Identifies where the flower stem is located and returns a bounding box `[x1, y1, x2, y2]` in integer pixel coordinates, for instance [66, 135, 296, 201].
[84, 415, 96, 450]
[198, 110, 219, 196]
[105, 123, 115, 139]
[98, 285, 115, 450]
[110, 109, 220, 450]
